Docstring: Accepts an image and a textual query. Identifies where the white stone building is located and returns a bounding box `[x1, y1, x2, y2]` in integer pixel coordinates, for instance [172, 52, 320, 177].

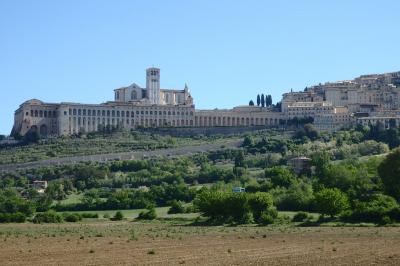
[11, 67, 285, 137]
[11, 68, 400, 136]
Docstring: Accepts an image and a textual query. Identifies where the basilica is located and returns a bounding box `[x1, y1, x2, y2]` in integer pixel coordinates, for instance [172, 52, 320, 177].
[11, 68, 400, 137]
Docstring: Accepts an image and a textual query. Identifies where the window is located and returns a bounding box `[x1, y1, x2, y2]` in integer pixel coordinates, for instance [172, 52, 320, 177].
[131, 90, 137, 100]
[78, 109, 81, 115]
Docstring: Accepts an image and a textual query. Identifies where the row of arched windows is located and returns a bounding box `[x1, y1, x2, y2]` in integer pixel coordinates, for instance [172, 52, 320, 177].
[68, 108, 194, 118]
[195, 116, 281, 127]
[30, 109, 57, 118]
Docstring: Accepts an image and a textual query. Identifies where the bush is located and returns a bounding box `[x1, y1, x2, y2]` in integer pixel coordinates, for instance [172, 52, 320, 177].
[292, 211, 309, 222]
[63, 213, 82, 222]
[137, 207, 157, 220]
[248, 192, 274, 221]
[167, 200, 186, 214]
[258, 207, 278, 225]
[81, 213, 99, 219]
[113, 211, 124, 221]
[0, 212, 27, 223]
[271, 182, 315, 211]
[33, 210, 63, 223]
[340, 194, 399, 224]
[314, 188, 349, 217]
[194, 190, 276, 224]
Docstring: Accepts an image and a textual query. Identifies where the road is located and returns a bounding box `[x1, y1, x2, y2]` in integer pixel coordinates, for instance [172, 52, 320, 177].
[0, 139, 242, 172]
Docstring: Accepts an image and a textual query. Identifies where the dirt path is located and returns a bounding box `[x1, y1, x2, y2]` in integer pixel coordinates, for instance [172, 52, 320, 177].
[0, 140, 242, 172]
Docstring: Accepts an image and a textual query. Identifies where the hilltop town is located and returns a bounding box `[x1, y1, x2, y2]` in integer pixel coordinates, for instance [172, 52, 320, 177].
[11, 68, 400, 137]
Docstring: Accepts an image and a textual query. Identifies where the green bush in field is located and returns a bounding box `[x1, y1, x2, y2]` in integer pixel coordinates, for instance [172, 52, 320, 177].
[340, 194, 400, 224]
[137, 207, 157, 220]
[258, 207, 278, 225]
[63, 212, 82, 222]
[292, 211, 309, 222]
[194, 189, 276, 225]
[81, 213, 99, 219]
[33, 210, 63, 223]
[314, 188, 349, 218]
[167, 200, 186, 214]
[0, 212, 27, 223]
[113, 211, 124, 221]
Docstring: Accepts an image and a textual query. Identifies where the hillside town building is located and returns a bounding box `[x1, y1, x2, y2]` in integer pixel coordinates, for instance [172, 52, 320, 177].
[11, 68, 400, 137]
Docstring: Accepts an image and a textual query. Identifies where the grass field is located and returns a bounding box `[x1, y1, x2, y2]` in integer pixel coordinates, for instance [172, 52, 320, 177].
[65, 207, 200, 220]
[0, 221, 399, 265]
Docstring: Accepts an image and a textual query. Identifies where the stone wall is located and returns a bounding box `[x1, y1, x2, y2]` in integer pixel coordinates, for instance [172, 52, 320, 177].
[136, 125, 279, 137]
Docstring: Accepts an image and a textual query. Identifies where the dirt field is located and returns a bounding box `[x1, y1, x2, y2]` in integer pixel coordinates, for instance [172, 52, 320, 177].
[0, 222, 400, 265]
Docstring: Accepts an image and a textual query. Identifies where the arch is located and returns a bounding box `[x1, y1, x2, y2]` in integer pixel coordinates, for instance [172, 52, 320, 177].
[39, 124, 47, 136]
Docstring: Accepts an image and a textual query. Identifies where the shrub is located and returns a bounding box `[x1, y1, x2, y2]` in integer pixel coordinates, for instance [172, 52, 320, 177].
[314, 188, 349, 217]
[63, 213, 82, 222]
[0, 212, 27, 223]
[258, 207, 278, 225]
[378, 148, 400, 200]
[194, 190, 276, 224]
[248, 192, 274, 221]
[137, 207, 157, 220]
[113, 211, 124, 221]
[167, 200, 185, 214]
[81, 213, 99, 219]
[292, 211, 309, 222]
[33, 210, 63, 223]
[340, 194, 399, 224]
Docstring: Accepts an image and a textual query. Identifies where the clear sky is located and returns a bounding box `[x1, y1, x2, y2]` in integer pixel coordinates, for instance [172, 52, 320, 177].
[1, 0, 400, 135]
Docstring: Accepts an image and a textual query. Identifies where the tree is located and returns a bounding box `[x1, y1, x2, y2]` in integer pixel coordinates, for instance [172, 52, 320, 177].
[266, 95, 272, 106]
[257, 95, 261, 106]
[378, 148, 400, 200]
[314, 188, 349, 217]
[249, 100, 254, 106]
[247, 192, 274, 221]
[242, 135, 254, 147]
[265, 166, 295, 188]
[261, 94, 265, 107]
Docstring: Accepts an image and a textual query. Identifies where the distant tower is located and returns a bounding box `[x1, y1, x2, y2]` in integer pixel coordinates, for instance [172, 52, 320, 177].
[146, 67, 160, 104]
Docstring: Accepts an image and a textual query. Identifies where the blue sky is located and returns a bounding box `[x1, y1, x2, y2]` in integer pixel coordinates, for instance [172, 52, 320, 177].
[1, 0, 400, 135]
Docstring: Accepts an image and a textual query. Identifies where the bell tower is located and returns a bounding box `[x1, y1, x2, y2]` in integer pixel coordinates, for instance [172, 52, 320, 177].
[146, 67, 160, 104]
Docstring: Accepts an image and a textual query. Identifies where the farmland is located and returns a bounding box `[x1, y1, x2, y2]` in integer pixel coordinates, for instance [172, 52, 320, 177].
[0, 221, 399, 265]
